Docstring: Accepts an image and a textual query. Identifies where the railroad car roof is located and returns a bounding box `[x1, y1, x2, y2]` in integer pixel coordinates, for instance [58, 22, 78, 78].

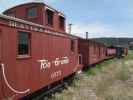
[3, 2, 65, 17]
[0, 14, 77, 39]
[78, 37, 106, 46]
[111, 45, 127, 48]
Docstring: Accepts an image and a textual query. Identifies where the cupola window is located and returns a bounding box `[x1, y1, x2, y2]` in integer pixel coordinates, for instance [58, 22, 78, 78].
[46, 9, 54, 26]
[27, 7, 37, 18]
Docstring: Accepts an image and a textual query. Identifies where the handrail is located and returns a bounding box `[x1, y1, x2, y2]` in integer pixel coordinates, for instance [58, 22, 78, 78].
[0, 63, 30, 94]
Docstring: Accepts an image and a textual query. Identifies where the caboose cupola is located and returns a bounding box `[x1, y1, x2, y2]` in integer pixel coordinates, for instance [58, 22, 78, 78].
[3, 2, 66, 33]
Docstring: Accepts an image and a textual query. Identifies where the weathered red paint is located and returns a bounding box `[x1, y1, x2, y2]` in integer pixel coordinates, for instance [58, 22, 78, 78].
[107, 48, 116, 56]
[78, 38, 106, 68]
[0, 2, 124, 100]
[0, 4, 79, 100]
[106, 48, 116, 59]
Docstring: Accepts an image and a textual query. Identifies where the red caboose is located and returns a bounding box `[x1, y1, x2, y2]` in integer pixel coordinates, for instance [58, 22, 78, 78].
[0, 2, 81, 100]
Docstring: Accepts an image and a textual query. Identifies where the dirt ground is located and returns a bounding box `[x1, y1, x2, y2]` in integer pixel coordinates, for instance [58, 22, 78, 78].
[48, 51, 133, 100]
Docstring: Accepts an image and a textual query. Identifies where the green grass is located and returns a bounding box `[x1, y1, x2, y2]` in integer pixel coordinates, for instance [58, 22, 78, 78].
[84, 51, 133, 99]
[85, 59, 115, 76]
[115, 61, 130, 81]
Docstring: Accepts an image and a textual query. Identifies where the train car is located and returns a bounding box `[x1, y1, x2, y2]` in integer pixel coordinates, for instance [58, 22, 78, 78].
[0, 2, 127, 100]
[106, 47, 116, 59]
[111, 45, 128, 58]
[78, 38, 106, 69]
[0, 2, 82, 100]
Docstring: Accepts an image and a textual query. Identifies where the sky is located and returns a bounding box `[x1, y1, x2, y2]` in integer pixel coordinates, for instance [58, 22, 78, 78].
[0, 0, 133, 38]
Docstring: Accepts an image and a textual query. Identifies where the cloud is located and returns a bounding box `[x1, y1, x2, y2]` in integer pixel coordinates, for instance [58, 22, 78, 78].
[68, 22, 132, 38]
[68, 22, 112, 38]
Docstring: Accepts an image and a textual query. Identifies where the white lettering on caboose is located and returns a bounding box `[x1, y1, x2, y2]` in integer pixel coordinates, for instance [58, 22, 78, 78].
[37, 56, 69, 70]
[53, 57, 69, 66]
[51, 70, 62, 79]
[9, 21, 44, 32]
[38, 59, 51, 70]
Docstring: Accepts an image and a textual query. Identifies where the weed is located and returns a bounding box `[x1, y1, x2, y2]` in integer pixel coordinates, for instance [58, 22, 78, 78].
[115, 61, 130, 81]
[85, 59, 115, 76]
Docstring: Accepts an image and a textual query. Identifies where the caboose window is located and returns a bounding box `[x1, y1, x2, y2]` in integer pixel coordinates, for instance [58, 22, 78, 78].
[71, 40, 75, 52]
[18, 32, 30, 55]
[59, 16, 65, 29]
[27, 7, 37, 17]
[46, 9, 54, 26]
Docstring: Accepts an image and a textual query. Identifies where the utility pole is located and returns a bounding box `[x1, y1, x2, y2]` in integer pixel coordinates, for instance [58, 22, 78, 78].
[86, 32, 89, 40]
[68, 23, 72, 34]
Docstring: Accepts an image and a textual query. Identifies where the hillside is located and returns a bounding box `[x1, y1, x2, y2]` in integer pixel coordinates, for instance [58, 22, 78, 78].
[92, 38, 133, 47]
